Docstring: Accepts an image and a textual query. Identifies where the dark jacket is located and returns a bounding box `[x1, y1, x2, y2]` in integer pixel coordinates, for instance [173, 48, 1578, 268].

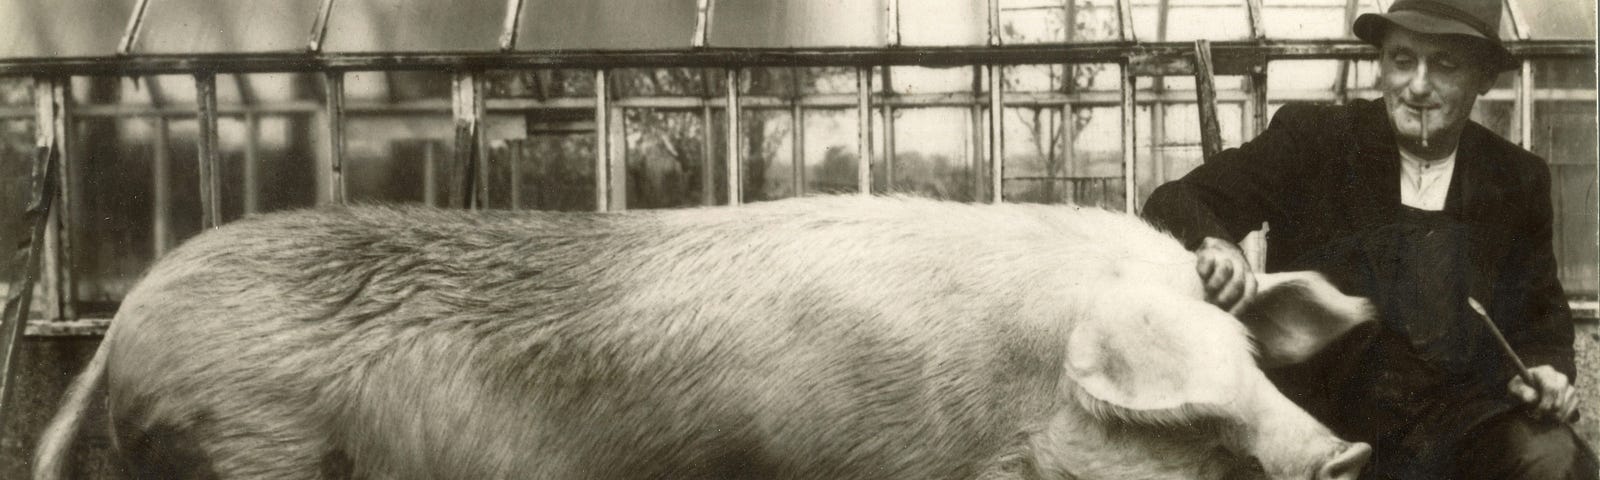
[1140, 99, 1574, 475]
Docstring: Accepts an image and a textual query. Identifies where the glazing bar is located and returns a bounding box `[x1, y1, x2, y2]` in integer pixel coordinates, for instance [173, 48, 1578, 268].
[702, 100, 717, 205]
[881, 67, 895, 192]
[1194, 40, 1223, 160]
[594, 69, 611, 211]
[988, 0, 1002, 46]
[49, 78, 74, 321]
[791, 72, 805, 197]
[118, 0, 153, 54]
[195, 73, 224, 228]
[727, 69, 743, 203]
[243, 113, 260, 214]
[307, 0, 338, 52]
[1250, 72, 1268, 136]
[452, 71, 486, 209]
[1116, 0, 1135, 42]
[1517, 62, 1532, 148]
[988, 65, 1004, 203]
[1245, 0, 1265, 40]
[152, 118, 171, 256]
[856, 67, 872, 195]
[500, 0, 527, 51]
[887, 0, 902, 46]
[424, 143, 439, 207]
[1121, 65, 1136, 214]
[508, 142, 522, 209]
[1503, 0, 1529, 40]
[693, 0, 712, 47]
[325, 72, 348, 204]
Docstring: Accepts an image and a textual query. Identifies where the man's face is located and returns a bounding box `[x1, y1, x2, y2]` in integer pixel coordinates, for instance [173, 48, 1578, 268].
[1378, 27, 1497, 152]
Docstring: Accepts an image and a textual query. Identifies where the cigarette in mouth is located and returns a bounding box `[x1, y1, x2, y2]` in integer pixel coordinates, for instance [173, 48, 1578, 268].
[1420, 110, 1429, 148]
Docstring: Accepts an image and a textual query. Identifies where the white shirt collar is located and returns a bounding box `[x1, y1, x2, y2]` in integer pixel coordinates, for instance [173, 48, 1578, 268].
[1398, 147, 1456, 211]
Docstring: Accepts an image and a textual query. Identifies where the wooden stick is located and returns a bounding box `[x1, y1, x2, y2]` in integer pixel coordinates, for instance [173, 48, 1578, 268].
[1467, 298, 1533, 385]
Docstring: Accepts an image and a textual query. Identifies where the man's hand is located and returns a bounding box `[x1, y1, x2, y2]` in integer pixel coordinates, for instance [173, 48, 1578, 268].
[1195, 237, 1257, 311]
[1507, 365, 1579, 423]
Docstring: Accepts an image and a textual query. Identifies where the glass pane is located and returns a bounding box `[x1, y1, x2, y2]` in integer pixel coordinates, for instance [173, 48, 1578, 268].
[1533, 96, 1597, 293]
[1013, 105, 1124, 209]
[713, 0, 883, 47]
[137, 0, 320, 53]
[1004, 106, 1071, 204]
[1536, 59, 1598, 90]
[743, 67, 862, 97]
[804, 109, 862, 194]
[742, 109, 796, 202]
[500, 135, 598, 211]
[0, 78, 35, 314]
[0, 0, 139, 58]
[1134, 0, 1251, 41]
[71, 117, 173, 311]
[623, 108, 708, 209]
[342, 71, 454, 204]
[1005, 65, 1064, 93]
[344, 116, 454, 204]
[518, 0, 698, 50]
[999, 1, 1069, 45]
[1268, 60, 1341, 102]
[1261, 0, 1350, 39]
[903, 0, 986, 45]
[613, 68, 721, 98]
[893, 66, 976, 94]
[1068, 0, 1125, 42]
[1513, 0, 1594, 39]
[324, 0, 504, 52]
[344, 70, 451, 103]
[892, 108, 975, 200]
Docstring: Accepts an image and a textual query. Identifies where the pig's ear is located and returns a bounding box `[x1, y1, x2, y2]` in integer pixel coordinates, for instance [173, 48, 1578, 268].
[1231, 271, 1374, 369]
[1065, 288, 1248, 417]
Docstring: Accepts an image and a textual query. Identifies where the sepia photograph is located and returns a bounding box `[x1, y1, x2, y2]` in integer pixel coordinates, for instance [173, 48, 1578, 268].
[0, 0, 1596, 478]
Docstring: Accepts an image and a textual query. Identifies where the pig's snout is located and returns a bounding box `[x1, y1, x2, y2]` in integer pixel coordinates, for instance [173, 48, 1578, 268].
[1316, 442, 1370, 480]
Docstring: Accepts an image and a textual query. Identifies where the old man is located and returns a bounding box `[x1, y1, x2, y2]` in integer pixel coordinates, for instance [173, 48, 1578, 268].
[1142, 0, 1598, 478]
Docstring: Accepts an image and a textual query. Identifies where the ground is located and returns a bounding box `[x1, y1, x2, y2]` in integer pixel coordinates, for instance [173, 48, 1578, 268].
[1, 322, 1597, 478]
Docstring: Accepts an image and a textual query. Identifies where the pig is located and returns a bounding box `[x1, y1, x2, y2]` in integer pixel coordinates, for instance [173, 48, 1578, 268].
[34, 195, 1373, 480]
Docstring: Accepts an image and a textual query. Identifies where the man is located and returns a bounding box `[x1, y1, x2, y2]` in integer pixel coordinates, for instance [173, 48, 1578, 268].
[1140, 0, 1597, 478]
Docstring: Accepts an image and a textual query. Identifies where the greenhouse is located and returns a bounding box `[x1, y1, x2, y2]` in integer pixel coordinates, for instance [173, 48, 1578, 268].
[0, 0, 1595, 475]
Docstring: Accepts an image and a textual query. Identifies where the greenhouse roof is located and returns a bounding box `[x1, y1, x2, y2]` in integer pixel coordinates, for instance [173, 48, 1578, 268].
[0, 0, 1591, 60]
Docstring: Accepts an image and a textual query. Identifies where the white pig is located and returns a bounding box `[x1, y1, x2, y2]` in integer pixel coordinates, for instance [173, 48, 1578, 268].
[35, 196, 1372, 480]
